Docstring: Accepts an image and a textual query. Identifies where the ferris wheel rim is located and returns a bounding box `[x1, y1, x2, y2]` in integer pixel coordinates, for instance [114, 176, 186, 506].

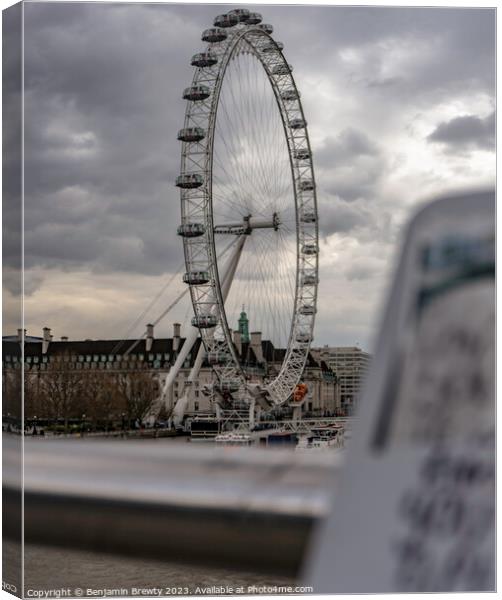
[177, 14, 319, 407]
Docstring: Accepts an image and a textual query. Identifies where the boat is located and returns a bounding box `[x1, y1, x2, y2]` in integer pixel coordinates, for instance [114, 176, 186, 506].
[295, 424, 344, 451]
[214, 432, 253, 447]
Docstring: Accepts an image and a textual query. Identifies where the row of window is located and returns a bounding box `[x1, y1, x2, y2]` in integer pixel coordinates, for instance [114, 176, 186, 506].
[21, 361, 171, 371]
[4, 352, 175, 364]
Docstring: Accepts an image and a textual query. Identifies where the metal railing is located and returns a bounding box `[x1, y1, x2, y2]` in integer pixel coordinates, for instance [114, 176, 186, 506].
[3, 436, 342, 576]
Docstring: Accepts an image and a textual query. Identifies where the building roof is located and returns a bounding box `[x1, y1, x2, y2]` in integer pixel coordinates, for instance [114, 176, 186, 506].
[3, 336, 325, 371]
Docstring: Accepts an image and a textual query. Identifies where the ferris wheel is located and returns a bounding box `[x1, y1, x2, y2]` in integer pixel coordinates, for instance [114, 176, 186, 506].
[176, 9, 319, 411]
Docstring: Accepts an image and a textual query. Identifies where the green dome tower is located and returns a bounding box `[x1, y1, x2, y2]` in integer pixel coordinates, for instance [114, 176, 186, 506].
[238, 306, 250, 343]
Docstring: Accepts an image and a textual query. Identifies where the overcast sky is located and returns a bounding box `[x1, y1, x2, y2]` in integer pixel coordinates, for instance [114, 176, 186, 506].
[4, 2, 495, 349]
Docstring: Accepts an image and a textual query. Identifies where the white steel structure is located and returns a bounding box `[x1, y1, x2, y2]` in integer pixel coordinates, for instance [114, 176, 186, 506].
[176, 9, 319, 416]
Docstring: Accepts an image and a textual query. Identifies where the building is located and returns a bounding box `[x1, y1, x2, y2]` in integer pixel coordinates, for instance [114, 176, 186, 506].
[3, 324, 340, 426]
[311, 346, 371, 415]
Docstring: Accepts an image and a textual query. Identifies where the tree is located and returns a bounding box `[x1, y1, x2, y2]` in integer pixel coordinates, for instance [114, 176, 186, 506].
[3, 367, 22, 422]
[81, 372, 123, 430]
[116, 369, 158, 425]
[38, 352, 84, 431]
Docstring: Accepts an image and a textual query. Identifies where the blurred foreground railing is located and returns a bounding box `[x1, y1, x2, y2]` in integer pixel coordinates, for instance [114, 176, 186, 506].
[3, 437, 341, 576]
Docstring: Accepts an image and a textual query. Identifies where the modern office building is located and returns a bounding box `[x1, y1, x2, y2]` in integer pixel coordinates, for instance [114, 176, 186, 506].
[311, 345, 371, 415]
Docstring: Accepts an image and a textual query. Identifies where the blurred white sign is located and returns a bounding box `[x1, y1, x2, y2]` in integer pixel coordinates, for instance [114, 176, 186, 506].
[305, 190, 495, 593]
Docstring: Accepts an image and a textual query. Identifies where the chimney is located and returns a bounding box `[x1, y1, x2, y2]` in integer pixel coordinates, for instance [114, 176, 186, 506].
[17, 328, 26, 343]
[61, 336, 69, 342]
[233, 330, 242, 357]
[146, 323, 154, 352]
[250, 331, 263, 363]
[173, 322, 181, 353]
[42, 327, 51, 355]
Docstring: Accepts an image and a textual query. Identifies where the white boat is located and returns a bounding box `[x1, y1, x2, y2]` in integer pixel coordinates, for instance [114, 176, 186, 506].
[295, 425, 344, 451]
[214, 432, 253, 447]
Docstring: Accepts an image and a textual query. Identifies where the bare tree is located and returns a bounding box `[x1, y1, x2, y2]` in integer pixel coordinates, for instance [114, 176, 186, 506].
[38, 353, 84, 431]
[81, 372, 124, 431]
[116, 369, 158, 424]
[3, 368, 22, 422]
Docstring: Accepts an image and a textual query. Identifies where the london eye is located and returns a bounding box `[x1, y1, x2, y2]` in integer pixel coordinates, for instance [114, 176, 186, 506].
[176, 9, 319, 416]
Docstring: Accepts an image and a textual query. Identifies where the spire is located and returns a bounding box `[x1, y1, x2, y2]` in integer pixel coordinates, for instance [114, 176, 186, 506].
[238, 306, 250, 343]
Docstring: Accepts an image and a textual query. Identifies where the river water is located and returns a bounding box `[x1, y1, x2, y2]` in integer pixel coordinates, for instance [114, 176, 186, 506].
[21, 543, 297, 596]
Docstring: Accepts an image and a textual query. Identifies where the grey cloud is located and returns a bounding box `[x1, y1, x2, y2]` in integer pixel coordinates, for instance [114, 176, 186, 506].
[8, 2, 494, 345]
[316, 128, 379, 168]
[317, 198, 374, 237]
[427, 111, 495, 151]
[23, 2, 190, 277]
[316, 129, 387, 202]
[345, 264, 375, 281]
[266, 7, 494, 107]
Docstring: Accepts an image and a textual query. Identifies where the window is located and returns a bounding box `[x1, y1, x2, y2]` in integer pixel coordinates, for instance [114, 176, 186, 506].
[194, 402, 199, 411]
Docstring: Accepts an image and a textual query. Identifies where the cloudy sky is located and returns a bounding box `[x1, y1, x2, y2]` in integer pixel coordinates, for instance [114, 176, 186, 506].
[4, 2, 495, 349]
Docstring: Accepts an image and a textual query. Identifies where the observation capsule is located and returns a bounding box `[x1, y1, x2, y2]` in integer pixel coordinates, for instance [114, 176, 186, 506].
[290, 118, 307, 130]
[191, 52, 218, 68]
[177, 223, 206, 237]
[175, 174, 204, 189]
[207, 351, 228, 365]
[281, 89, 300, 101]
[296, 332, 311, 344]
[294, 149, 311, 160]
[228, 8, 250, 22]
[214, 13, 239, 28]
[177, 127, 205, 142]
[261, 41, 284, 53]
[255, 23, 273, 34]
[302, 243, 318, 255]
[246, 12, 263, 25]
[300, 304, 317, 316]
[192, 315, 218, 329]
[183, 271, 210, 285]
[201, 28, 227, 43]
[302, 273, 318, 286]
[300, 211, 316, 224]
[299, 179, 315, 192]
[183, 85, 210, 101]
[272, 64, 292, 76]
